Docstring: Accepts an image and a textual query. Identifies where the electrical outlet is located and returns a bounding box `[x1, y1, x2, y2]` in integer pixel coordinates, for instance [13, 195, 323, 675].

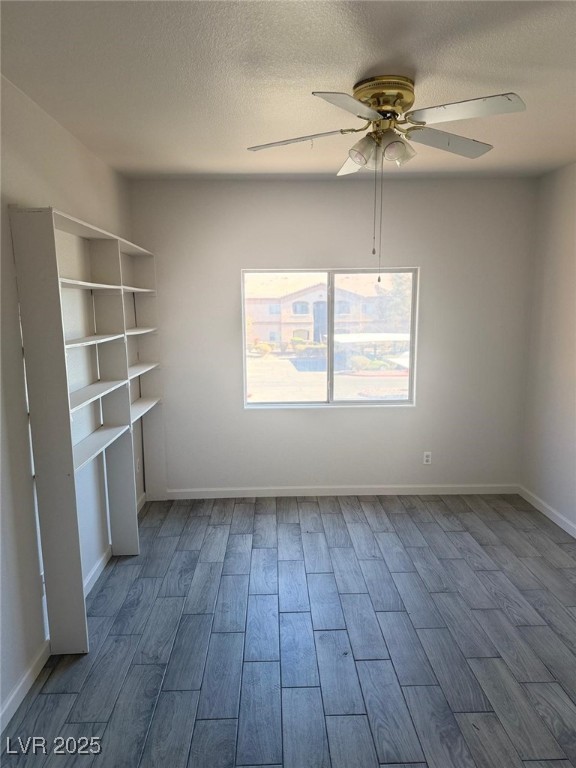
[423, 451, 432, 465]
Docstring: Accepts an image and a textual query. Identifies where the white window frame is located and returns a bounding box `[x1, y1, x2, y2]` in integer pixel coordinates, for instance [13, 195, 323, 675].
[242, 268, 419, 408]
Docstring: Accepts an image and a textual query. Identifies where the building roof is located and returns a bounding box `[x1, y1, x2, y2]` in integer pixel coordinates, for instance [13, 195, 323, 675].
[244, 272, 395, 299]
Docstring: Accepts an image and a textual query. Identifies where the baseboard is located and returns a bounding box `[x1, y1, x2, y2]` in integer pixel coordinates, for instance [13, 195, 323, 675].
[0, 639, 50, 733]
[83, 546, 112, 596]
[518, 486, 576, 538]
[137, 492, 147, 512]
[162, 483, 518, 499]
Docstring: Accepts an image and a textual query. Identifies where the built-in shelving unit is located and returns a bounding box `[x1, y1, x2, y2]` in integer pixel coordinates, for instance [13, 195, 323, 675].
[9, 206, 164, 655]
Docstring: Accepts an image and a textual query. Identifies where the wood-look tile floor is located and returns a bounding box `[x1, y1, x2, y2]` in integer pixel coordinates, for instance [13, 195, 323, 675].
[4, 494, 576, 768]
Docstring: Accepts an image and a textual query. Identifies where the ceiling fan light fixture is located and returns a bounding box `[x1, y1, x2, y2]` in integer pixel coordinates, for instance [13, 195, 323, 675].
[379, 131, 416, 167]
[365, 144, 383, 171]
[393, 139, 416, 167]
[349, 134, 377, 166]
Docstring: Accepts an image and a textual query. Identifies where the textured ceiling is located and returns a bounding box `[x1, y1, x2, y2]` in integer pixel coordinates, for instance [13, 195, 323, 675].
[2, 1, 575, 177]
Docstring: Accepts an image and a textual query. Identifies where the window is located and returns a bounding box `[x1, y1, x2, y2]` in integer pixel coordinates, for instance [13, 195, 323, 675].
[269, 303, 281, 315]
[362, 301, 376, 316]
[243, 270, 417, 406]
[292, 301, 310, 315]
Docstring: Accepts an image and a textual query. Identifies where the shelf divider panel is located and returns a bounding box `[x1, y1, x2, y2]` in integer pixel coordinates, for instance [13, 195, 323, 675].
[105, 431, 140, 555]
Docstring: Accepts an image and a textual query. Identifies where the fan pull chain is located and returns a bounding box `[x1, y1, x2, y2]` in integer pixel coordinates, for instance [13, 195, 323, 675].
[377, 150, 384, 282]
[372, 159, 378, 258]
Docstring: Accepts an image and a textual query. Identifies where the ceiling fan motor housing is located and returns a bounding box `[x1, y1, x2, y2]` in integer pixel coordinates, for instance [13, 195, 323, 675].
[353, 75, 416, 116]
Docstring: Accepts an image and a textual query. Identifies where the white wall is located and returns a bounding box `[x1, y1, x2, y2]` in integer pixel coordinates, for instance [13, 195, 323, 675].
[522, 164, 576, 531]
[129, 176, 538, 497]
[0, 77, 131, 728]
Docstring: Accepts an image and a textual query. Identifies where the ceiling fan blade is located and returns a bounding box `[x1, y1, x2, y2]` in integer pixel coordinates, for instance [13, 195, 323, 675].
[336, 157, 362, 176]
[406, 93, 525, 125]
[313, 92, 382, 121]
[248, 129, 343, 151]
[408, 127, 492, 158]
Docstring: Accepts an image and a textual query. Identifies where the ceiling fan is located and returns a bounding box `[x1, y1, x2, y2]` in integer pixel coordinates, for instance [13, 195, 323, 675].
[248, 76, 525, 174]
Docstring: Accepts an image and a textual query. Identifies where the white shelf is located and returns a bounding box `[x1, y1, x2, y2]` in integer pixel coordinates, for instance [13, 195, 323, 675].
[118, 241, 154, 258]
[73, 424, 130, 471]
[128, 362, 159, 380]
[125, 326, 157, 337]
[65, 333, 124, 348]
[69, 380, 126, 412]
[131, 397, 160, 423]
[9, 206, 162, 654]
[52, 209, 154, 257]
[60, 278, 121, 292]
[122, 285, 155, 294]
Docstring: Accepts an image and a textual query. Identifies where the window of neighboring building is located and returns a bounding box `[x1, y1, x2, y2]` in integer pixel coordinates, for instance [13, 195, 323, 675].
[335, 300, 351, 315]
[269, 303, 281, 315]
[362, 301, 376, 316]
[292, 301, 310, 315]
[243, 269, 418, 406]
